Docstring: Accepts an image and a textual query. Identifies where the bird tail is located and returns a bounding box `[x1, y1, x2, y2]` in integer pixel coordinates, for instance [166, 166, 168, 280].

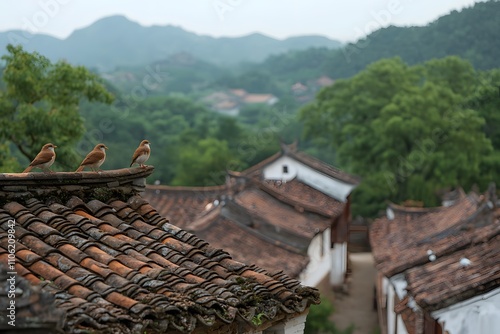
[22, 166, 33, 173]
[76, 165, 84, 172]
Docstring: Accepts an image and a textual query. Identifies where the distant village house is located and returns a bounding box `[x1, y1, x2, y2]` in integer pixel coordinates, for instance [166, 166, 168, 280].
[145, 143, 360, 289]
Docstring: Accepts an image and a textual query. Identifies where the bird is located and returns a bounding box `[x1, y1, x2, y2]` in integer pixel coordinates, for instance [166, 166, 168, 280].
[130, 140, 151, 168]
[22, 143, 57, 173]
[75, 143, 108, 172]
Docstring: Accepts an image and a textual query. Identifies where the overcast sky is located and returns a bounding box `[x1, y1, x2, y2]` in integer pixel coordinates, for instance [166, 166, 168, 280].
[0, 0, 484, 42]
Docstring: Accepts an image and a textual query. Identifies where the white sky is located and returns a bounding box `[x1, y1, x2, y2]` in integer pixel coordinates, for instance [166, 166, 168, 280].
[0, 0, 484, 42]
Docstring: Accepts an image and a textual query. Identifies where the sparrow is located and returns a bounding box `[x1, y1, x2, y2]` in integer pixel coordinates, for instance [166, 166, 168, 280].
[130, 140, 151, 168]
[22, 143, 57, 173]
[75, 143, 108, 172]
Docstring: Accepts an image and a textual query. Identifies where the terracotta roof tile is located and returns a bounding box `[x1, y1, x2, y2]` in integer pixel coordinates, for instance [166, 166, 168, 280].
[0, 167, 319, 333]
[372, 189, 500, 312]
[143, 185, 227, 230]
[194, 215, 309, 278]
[370, 194, 479, 277]
[234, 187, 331, 239]
[259, 179, 345, 217]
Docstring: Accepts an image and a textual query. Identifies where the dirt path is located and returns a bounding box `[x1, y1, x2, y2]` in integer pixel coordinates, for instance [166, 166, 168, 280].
[320, 252, 379, 334]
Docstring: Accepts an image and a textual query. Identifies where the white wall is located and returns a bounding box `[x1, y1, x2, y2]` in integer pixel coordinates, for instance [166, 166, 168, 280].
[262, 156, 356, 202]
[264, 312, 309, 334]
[383, 276, 409, 334]
[330, 242, 347, 286]
[432, 287, 500, 334]
[300, 229, 331, 287]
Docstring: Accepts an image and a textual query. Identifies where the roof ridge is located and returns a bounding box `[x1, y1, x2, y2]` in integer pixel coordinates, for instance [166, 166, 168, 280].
[147, 183, 227, 192]
[0, 167, 154, 199]
[0, 167, 153, 185]
[256, 179, 333, 218]
[287, 150, 361, 184]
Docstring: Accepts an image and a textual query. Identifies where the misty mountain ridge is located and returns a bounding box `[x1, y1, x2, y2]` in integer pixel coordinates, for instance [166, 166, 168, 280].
[0, 15, 342, 71]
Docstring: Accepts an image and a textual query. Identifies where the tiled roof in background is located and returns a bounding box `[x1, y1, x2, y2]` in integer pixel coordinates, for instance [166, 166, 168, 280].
[0, 167, 319, 333]
[370, 194, 480, 277]
[234, 187, 331, 240]
[190, 209, 309, 278]
[144, 184, 226, 230]
[259, 179, 345, 218]
[144, 174, 336, 279]
[371, 187, 500, 313]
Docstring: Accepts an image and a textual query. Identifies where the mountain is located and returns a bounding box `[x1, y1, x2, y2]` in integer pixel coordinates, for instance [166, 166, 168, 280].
[0, 15, 342, 71]
[251, 0, 500, 80]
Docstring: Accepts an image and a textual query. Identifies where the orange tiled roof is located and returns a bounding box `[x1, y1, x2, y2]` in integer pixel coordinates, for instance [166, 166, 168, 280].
[0, 168, 319, 333]
[370, 195, 480, 277]
[371, 189, 500, 312]
[144, 184, 227, 230]
[259, 179, 345, 218]
[242, 94, 276, 104]
[234, 187, 331, 240]
[191, 209, 309, 278]
[144, 177, 333, 278]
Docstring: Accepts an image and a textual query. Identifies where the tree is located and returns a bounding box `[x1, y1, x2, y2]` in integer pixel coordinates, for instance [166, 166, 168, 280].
[171, 138, 238, 186]
[300, 56, 494, 217]
[0, 44, 114, 171]
[305, 298, 354, 334]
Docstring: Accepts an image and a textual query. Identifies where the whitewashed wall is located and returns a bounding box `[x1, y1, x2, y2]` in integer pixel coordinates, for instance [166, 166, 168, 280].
[330, 242, 347, 286]
[432, 287, 500, 334]
[300, 229, 331, 287]
[383, 276, 409, 334]
[264, 312, 309, 334]
[262, 156, 356, 202]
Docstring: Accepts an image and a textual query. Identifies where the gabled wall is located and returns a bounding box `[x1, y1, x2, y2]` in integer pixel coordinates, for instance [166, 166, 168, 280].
[262, 156, 356, 202]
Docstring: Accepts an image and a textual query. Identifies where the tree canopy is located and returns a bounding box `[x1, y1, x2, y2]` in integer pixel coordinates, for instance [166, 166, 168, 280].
[0, 44, 114, 170]
[300, 56, 499, 216]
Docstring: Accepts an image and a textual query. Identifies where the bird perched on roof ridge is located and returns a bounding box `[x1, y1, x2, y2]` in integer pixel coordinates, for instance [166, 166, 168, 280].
[130, 140, 151, 168]
[76, 143, 108, 172]
[22, 143, 57, 173]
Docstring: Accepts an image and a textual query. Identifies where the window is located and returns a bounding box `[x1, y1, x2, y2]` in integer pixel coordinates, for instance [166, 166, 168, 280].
[282, 165, 288, 174]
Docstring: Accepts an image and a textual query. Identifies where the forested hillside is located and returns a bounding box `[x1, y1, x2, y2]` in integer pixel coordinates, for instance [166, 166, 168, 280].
[248, 0, 500, 80]
[100, 1, 500, 102]
[1, 1, 499, 218]
[0, 15, 341, 71]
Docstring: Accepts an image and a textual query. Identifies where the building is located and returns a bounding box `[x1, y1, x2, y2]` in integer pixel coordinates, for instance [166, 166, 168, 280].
[0, 167, 320, 333]
[145, 143, 360, 288]
[371, 186, 500, 334]
[201, 89, 279, 116]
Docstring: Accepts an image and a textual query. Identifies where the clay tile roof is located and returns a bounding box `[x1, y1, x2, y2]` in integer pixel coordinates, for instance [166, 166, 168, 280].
[234, 187, 331, 240]
[406, 232, 500, 312]
[242, 94, 276, 104]
[192, 211, 309, 278]
[371, 189, 500, 311]
[0, 167, 319, 333]
[0, 263, 65, 331]
[143, 184, 227, 230]
[371, 195, 482, 277]
[258, 179, 345, 218]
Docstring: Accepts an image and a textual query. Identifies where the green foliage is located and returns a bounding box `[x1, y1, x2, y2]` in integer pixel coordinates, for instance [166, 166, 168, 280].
[172, 138, 237, 186]
[301, 56, 498, 217]
[305, 298, 354, 334]
[0, 44, 114, 171]
[242, 0, 500, 84]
